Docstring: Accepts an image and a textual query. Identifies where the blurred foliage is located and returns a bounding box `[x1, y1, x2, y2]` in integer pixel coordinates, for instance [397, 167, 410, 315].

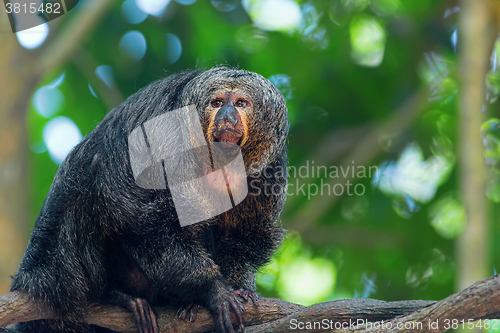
[23, 0, 500, 306]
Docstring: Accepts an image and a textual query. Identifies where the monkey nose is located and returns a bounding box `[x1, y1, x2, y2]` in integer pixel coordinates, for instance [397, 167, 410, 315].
[214, 104, 240, 125]
[213, 105, 244, 145]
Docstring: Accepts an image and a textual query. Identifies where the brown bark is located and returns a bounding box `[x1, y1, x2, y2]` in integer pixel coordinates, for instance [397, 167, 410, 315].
[1, 274, 499, 333]
[0, 6, 36, 295]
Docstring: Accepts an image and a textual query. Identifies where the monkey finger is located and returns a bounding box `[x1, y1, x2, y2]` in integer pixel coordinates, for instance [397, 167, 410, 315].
[247, 291, 259, 306]
[233, 289, 248, 301]
[234, 289, 259, 307]
[149, 307, 159, 333]
[138, 298, 158, 333]
[129, 300, 144, 332]
[228, 297, 245, 332]
[189, 305, 200, 322]
[218, 301, 235, 333]
[130, 300, 146, 333]
[178, 302, 200, 322]
[178, 303, 193, 321]
[177, 308, 186, 319]
[138, 299, 154, 333]
[138, 300, 149, 332]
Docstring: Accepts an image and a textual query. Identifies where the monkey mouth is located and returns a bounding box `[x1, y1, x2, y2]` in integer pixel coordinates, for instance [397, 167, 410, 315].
[212, 127, 243, 145]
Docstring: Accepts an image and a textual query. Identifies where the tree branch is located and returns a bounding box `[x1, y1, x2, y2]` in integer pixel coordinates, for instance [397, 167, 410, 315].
[347, 272, 500, 333]
[1, 274, 499, 333]
[456, 0, 491, 292]
[37, 0, 119, 76]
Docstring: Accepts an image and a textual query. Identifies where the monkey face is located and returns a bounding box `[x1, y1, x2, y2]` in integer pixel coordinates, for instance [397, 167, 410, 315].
[179, 68, 289, 176]
[205, 88, 251, 147]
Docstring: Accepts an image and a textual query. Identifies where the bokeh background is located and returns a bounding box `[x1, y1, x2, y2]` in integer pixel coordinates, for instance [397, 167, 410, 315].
[0, 0, 499, 325]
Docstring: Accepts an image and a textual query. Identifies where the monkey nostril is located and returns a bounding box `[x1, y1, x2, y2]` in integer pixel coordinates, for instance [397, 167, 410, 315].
[214, 104, 240, 126]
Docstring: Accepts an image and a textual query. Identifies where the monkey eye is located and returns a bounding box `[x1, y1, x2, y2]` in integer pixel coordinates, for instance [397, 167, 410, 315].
[211, 99, 224, 108]
[235, 100, 247, 107]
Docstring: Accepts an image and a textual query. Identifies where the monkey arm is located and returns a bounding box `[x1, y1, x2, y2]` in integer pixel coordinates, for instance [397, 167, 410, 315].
[115, 225, 247, 333]
[118, 226, 230, 298]
[10, 201, 108, 321]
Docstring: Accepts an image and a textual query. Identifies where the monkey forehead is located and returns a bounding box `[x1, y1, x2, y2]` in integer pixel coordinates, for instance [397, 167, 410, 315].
[209, 88, 252, 100]
[204, 77, 261, 93]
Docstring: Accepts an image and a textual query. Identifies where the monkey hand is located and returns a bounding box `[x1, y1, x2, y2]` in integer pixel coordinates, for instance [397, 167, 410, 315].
[127, 297, 158, 333]
[105, 290, 158, 333]
[209, 289, 247, 333]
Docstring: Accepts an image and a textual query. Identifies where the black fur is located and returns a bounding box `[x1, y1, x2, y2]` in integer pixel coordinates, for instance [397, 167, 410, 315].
[11, 67, 288, 333]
